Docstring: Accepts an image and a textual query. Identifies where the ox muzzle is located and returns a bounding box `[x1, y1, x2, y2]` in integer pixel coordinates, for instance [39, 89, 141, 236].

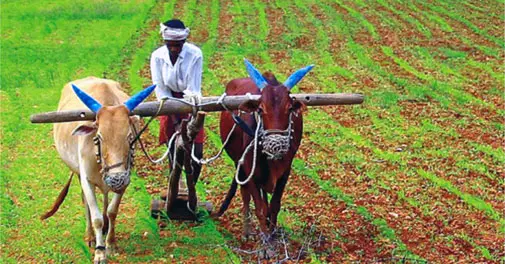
[258, 111, 296, 160]
[104, 171, 130, 193]
[93, 135, 134, 193]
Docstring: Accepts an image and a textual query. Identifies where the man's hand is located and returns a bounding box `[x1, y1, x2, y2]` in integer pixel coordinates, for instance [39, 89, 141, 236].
[183, 91, 201, 103]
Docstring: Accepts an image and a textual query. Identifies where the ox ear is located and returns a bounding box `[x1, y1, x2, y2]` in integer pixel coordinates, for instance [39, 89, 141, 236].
[72, 124, 97, 136]
[71, 84, 102, 113]
[283, 64, 314, 90]
[124, 84, 156, 112]
[244, 59, 267, 90]
[238, 100, 261, 113]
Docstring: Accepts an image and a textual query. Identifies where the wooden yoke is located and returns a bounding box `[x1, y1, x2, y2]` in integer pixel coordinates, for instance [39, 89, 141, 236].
[30, 93, 364, 123]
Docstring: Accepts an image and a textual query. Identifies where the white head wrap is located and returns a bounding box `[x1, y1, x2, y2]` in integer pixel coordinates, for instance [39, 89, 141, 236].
[160, 23, 190, 41]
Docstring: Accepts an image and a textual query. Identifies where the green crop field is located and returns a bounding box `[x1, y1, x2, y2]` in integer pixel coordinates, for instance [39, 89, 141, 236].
[1, 0, 503, 263]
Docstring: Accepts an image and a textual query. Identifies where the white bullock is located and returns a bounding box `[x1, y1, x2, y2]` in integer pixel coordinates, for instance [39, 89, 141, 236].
[44, 77, 155, 263]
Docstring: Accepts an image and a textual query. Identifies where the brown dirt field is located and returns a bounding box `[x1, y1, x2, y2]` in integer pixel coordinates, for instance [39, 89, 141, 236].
[129, 0, 503, 262]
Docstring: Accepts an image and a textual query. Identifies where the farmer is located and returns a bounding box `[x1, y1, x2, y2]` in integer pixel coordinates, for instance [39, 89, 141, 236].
[150, 19, 205, 190]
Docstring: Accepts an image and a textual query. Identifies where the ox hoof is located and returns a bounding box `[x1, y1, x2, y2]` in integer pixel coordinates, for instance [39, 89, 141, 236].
[93, 248, 107, 264]
[259, 247, 276, 260]
[209, 213, 219, 219]
[258, 238, 276, 260]
[209, 210, 223, 220]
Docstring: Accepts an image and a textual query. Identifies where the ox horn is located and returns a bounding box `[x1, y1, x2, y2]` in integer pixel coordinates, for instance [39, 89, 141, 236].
[284, 64, 314, 90]
[71, 84, 102, 113]
[124, 84, 156, 112]
[244, 59, 267, 90]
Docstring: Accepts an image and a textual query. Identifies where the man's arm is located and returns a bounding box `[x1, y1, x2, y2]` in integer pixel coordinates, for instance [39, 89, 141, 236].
[150, 54, 172, 100]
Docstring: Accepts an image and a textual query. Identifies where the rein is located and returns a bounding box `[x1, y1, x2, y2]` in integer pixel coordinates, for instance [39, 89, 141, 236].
[130, 98, 167, 148]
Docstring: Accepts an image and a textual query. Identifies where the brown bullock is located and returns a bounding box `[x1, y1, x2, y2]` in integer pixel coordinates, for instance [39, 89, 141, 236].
[215, 60, 313, 240]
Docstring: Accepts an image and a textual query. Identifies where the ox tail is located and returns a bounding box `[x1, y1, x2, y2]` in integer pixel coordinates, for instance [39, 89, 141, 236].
[214, 179, 238, 217]
[41, 172, 74, 220]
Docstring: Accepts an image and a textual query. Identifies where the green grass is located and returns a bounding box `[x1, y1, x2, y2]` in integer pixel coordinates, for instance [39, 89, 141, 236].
[377, 0, 432, 38]
[417, 169, 505, 231]
[335, 0, 380, 40]
[1, 0, 156, 260]
[0, 0, 237, 262]
[418, 1, 504, 48]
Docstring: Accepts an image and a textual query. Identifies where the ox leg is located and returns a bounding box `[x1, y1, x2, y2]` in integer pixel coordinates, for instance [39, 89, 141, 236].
[248, 184, 275, 259]
[79, 176, 95, 246]
[106, 191, 124, 255]
[102, 192, 109, 236]
[240, 184, 253, 241]
[247, 184, 268, 235]
[261, 189, 270, 226]
[269, 171, 289, 233]
[82, 190, 95, 247]
[80, 175, 106, 263]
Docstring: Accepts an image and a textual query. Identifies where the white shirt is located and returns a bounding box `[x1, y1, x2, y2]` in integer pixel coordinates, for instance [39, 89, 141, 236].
[150, 42, 203, 100]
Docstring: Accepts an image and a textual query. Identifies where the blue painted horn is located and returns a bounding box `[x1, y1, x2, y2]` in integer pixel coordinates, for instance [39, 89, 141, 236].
[244, 59, 267, 90]
[283, 64, 314, 90]
[124, 84, 156, 112]
[72, 83, 156, 113]
[71, 84, 102, 113]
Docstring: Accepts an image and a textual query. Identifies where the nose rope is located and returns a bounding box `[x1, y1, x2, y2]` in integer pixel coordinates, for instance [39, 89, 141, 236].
[100, 161, 125, 174]
[130, 97, 167, 148]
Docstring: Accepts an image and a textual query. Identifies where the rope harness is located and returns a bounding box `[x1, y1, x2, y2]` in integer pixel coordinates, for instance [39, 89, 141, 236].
[234, 113, 262, 185]
[132, 93, 296, 187]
